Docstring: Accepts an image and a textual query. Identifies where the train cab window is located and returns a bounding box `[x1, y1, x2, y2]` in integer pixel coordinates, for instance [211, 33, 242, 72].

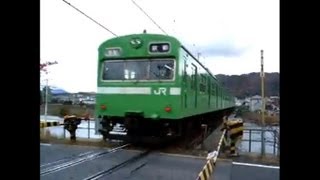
[102, 61, 124, 80]
[149, 60, 174, 80]
[102, 59, 174, 81]
[125, 61, 148, 80]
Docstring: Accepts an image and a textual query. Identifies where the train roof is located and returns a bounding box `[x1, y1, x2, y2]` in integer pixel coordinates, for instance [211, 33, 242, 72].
[98, 33, 181, 49]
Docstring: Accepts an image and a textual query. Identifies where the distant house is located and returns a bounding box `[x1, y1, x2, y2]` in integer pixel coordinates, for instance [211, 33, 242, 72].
[250, 95, 263, 112]
[270, 96, 280, 106]
[235, 97, 250, 106]
[235, 98, 242, 106]
[249, 95, 280, 114]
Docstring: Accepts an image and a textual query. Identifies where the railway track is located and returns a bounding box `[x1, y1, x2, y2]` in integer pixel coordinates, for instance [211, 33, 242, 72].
[40, 143, 130, 176]
[40, 150, 96, 168]
[83, 150, 152, 180]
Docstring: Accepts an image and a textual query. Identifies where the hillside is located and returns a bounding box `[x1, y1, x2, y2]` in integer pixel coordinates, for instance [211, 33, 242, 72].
[215, 72, 279, 98]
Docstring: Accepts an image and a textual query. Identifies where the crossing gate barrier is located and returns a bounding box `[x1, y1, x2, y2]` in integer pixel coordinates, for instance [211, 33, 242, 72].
[40, 121, 61, 128]
[196, 118, 244, 179]
[196, 129, 225, 180]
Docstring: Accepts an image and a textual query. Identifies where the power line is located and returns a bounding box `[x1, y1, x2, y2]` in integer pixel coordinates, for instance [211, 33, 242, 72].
[62, 0, 117, 36]
[131, 0, 168, 35]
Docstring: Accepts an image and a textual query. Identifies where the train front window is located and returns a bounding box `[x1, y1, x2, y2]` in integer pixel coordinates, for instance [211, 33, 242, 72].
[103, 61, 124, 80]
[102, 59, 175, 81]
[125, 61, 149, 80]
[150, 60, 174, 80]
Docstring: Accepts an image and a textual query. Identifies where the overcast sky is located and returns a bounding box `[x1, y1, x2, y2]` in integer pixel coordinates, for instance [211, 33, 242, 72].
[40, 0, 279, 93]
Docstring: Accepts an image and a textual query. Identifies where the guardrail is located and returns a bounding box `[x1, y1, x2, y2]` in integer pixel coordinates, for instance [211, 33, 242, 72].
[62, 119, 96, 139]
[40, 118, 97, 140]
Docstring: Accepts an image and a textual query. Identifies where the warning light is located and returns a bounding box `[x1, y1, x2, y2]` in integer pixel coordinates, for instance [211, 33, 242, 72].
[164, 107, 171, 112]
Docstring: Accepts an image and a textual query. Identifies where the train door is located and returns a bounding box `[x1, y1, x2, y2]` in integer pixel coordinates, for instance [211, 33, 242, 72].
[191, 63, 197, 108]
[208, 78, 211, 107]
[220, 88, 223, 108]
[183, 60, 188, 109]
[216, 86, 219, 108]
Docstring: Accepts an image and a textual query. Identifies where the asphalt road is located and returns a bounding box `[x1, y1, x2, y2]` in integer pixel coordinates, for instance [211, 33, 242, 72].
[40, 143, 279, 180]
[230, 163, 279, 180]
[40, 143, 207, 180]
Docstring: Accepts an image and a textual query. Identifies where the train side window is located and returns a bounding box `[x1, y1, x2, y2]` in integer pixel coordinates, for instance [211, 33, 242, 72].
[211, 83, 215, 95]
[183, 60, 187, 82]
[191, 64, 197, 90]
[200, 74, 206, 93]
[207, 78, 211, 93]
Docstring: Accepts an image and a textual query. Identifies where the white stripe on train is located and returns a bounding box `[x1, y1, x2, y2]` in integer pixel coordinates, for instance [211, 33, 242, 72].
[97, 87, 181, 95]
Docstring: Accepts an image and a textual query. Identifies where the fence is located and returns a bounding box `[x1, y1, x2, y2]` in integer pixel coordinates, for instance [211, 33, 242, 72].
[241, 127, 279, 156]
[40, 119, 100, 140]
[62, 119, 98, 139]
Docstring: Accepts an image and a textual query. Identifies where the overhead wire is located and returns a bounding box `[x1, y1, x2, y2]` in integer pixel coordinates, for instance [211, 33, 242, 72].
[62, 0, 118, 36]
[131, 0, 168, 35]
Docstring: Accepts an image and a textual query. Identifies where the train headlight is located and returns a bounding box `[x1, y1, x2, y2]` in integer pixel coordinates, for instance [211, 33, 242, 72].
[162, 44, 169, 51]
[151, 45, 158, 52]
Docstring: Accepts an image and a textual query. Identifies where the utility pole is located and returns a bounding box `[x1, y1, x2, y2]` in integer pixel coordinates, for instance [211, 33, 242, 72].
[40, 60, 58, 123]
[260, 50, 266, 156]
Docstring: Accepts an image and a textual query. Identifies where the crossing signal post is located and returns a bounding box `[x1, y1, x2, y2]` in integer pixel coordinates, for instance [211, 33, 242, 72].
[260, 50, 266, 156]
[40, 61, 58, 123]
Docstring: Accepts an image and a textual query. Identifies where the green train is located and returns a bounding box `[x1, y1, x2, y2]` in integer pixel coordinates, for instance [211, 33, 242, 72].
[95, 33, 235, 142]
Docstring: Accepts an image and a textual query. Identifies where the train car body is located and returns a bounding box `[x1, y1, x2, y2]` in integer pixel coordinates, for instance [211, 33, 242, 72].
[95, 33, 235, 142]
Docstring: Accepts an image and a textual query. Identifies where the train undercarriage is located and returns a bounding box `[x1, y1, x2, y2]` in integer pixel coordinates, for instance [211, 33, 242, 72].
[98, 108, 235, 144]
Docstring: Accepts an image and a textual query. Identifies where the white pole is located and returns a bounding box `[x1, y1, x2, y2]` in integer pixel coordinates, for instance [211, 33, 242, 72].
[260, 50, 265, 156]
[44, 78, 48, 123]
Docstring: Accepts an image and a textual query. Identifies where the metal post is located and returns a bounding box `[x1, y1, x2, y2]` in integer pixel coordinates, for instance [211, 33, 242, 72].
[260, 50, 266, 156]
[273, 130, 276, 155]
[276, 130, 280, 157]
[249, 130, 251, 152]
[63, 127, 66, 139]
[88, 118, 90, 139]
[44, 78, 48, 124]
[201, 124, 207, 150]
